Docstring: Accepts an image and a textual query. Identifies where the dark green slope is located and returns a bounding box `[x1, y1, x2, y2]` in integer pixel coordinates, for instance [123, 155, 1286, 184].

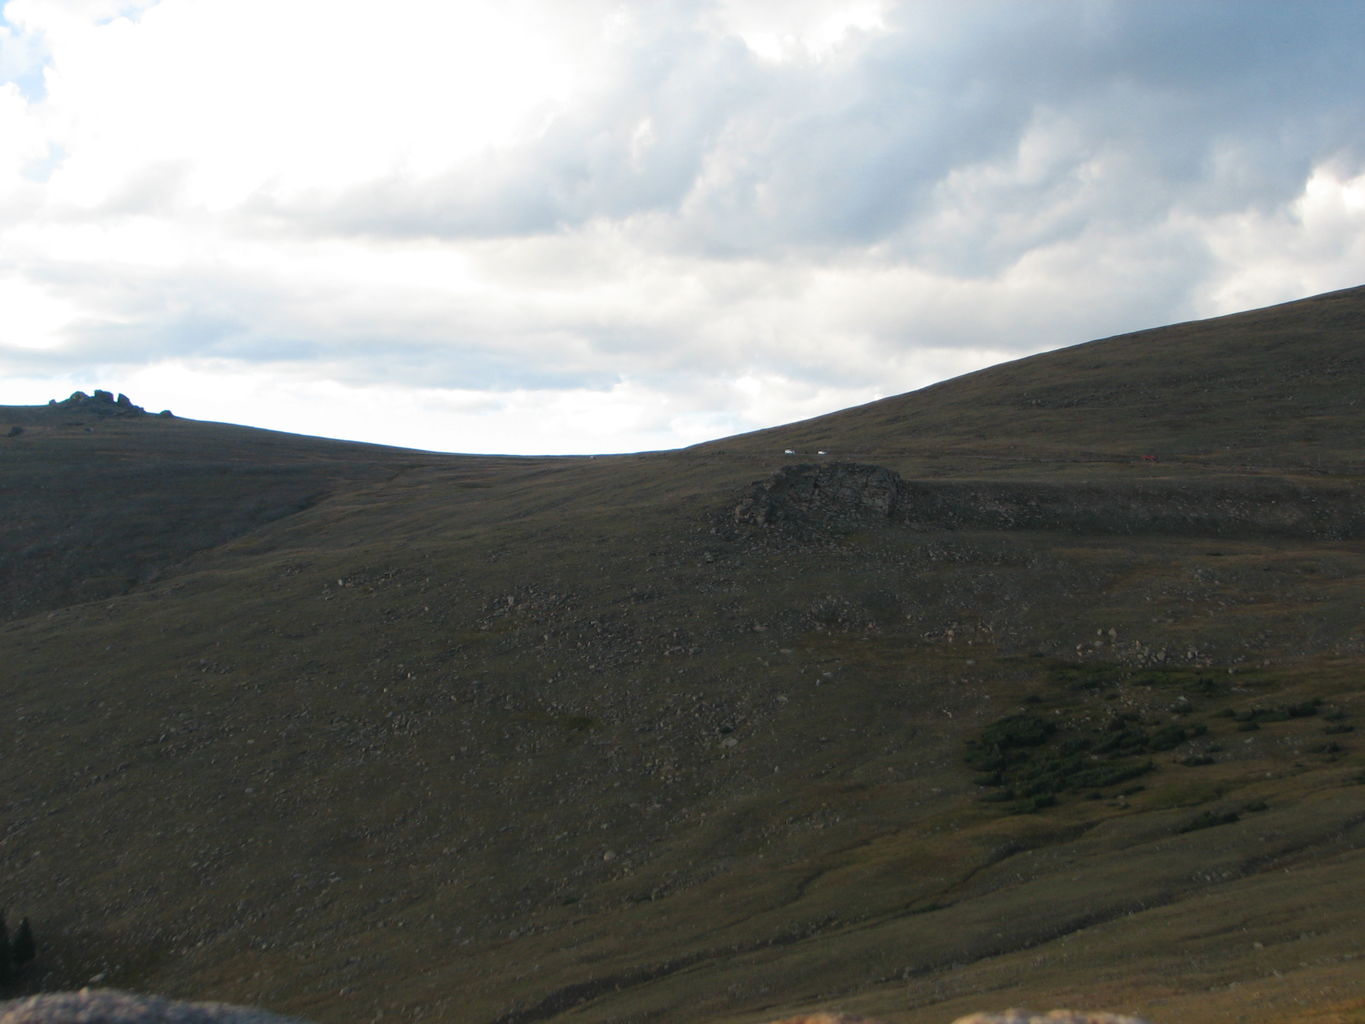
[0, 409, 456, 621]
[1, 288, 1363, 1024]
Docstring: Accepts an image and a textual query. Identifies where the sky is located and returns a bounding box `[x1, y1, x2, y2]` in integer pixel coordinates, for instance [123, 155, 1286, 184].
[2, 0, 1364, 455]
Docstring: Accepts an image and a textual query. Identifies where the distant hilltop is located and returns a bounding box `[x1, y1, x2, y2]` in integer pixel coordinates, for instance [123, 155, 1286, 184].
[48, 390, 173, 418]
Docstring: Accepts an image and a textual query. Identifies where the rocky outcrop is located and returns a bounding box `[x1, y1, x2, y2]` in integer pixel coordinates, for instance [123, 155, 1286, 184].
[733, 462, 903, 532]
[731, 462, 1363, 541]
[48, 391, 148, 417]
[40, 391, 175, 419]
[0, 990, 307, 1024]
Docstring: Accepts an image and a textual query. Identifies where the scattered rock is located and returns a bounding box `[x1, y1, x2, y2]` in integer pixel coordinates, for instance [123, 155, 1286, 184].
[5, 426, 21, 437]
[0, 990, 310, 1023]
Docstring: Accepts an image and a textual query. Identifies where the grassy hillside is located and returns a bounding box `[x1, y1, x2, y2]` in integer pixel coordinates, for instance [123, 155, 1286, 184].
[711, 283, 1365, 471]
[2, 287, 1363, 1024]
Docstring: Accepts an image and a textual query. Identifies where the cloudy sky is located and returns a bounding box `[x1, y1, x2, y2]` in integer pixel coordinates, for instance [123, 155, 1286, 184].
[3, 0, 1363, 454]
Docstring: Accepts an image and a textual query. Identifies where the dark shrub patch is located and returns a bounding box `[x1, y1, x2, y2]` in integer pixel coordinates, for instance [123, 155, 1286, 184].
[1233, 702, 1321, 725]
[1307, 741, 1346, 755]
[1010, 794, 1058, 814]
[1067, 760, 1154, 790]
[1177, 809, 1241, 833]
[1148, 724, 1191, 751]
[964, 713, 1057, 773]
[981, 713, 1056, 748]
[1048, 662, 1124, 691]
[966, 703, 1172, 810]
[1190, 676, 1226, 697]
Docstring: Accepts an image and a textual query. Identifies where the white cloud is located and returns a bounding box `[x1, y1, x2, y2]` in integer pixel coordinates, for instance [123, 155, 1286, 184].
[1200, 167, 1365, 316]
[711, 0, 890, 62]
[2, 0, 1364, 453]
[0, 274, 77, 349]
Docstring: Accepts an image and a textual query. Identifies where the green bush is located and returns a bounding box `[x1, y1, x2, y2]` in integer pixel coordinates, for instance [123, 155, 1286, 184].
[963, 713, 1057, 773]
[966, 704, 1170, 810]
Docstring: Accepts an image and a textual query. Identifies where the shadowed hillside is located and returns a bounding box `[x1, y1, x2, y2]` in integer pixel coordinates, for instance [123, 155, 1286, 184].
[1, 286, 1363, 1024]
[0, 403, 433, 621]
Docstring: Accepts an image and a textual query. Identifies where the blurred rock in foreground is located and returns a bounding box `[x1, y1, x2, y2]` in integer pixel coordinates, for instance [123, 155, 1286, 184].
[949, 1013, 1151, 1024]
[763, 1013, 1151, 1024]
[0, 990, 307, 1024]
[0, 993, 1155, 1024]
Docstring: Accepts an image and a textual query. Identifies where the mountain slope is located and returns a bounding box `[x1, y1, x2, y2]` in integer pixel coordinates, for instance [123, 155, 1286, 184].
[709, 283, 1365, 470]
[1, 287, 1363, 1024]
[0, 409, 433, 621]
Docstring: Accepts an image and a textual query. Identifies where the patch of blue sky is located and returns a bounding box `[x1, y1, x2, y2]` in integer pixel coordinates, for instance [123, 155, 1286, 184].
[21, 142, 66, 182]
[93, 2, 162, 27]
[0, 3, 48, 101]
